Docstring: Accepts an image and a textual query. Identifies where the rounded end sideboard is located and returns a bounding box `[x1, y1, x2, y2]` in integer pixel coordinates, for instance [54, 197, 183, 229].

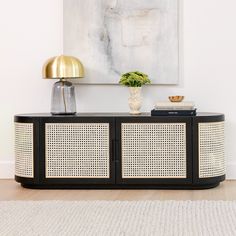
[14, 112, 225, 189]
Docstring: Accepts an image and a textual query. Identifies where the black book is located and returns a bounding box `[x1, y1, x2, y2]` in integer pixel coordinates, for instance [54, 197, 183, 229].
[151, 109, 197, 116]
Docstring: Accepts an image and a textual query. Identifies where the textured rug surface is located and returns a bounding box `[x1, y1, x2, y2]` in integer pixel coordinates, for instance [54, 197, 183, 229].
[0, 201, 236, 236]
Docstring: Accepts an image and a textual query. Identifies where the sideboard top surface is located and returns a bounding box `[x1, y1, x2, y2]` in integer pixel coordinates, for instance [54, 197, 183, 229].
[14, 113, 225, 124]
[15, 112, 224, 118]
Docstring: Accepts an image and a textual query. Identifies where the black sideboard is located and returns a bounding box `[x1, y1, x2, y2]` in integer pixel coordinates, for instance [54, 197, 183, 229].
[14, 112, 225, 189]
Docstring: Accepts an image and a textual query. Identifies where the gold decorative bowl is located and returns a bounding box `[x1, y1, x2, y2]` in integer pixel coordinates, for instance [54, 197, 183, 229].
[168, 96, 184, 102]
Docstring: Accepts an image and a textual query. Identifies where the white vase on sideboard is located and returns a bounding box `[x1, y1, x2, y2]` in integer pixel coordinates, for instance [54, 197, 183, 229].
[128, 87, 142, 115]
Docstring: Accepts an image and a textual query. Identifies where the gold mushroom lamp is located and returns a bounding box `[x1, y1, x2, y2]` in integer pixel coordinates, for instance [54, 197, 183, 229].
[42, 55, 84, 115]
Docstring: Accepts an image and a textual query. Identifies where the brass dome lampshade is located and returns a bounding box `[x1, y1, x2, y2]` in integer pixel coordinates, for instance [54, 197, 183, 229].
[42, 55, 84, 115]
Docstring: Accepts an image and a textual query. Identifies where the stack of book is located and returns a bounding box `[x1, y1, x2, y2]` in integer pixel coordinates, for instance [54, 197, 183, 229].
[151, 101, 196, 116]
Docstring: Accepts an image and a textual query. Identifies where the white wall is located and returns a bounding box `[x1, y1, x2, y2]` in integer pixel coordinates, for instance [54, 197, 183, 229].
[0, 0, 236, 178]
[0, 0, 63, 177]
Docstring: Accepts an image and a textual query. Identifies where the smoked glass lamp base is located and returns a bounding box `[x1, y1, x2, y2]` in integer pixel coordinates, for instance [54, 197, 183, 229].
[51, 80, 76, 115]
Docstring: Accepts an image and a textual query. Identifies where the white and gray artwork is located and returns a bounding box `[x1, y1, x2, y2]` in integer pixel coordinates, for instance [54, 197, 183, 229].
[64, 0, 179, 84]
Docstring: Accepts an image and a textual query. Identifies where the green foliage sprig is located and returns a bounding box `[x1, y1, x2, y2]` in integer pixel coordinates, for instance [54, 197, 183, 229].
[119, 71, 151, 87]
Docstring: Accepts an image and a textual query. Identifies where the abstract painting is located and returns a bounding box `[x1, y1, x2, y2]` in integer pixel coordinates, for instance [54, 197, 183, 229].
[64, 0, 179, 84]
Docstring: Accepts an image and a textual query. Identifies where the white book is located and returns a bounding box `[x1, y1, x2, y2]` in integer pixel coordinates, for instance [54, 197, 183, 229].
[154, 107, 195, 110]
[154, 101, 195, 110]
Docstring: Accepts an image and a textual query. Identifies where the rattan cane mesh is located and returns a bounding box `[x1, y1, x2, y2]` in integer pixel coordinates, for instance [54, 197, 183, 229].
[45, 123, 110, 178]
[199, 122, 225, 178]
[15, 122, 34, 178]
[121, 123, 186, 178]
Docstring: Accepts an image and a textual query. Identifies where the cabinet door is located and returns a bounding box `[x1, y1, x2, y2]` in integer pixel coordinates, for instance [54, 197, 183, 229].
[116, 117, 192, 185]
[40, 117, 115, 185]
[192, 117, 225, 186]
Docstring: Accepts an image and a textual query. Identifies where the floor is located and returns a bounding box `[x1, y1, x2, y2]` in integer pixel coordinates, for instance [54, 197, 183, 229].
[0, 180, 235, 201]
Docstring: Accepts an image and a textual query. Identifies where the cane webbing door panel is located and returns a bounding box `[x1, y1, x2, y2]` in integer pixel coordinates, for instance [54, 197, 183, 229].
[116, 118, 192, 185]
[15, 122, 34, 178]
[45, 123, 110, 178]
[198, 121, 225, 178]
[121, 123, 186, 178]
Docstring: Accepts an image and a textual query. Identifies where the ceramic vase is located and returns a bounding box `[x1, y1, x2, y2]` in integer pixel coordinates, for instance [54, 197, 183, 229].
[128, 87, 142, 115]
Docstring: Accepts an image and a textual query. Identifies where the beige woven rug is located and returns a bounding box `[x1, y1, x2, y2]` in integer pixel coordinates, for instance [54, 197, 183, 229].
[0, 201, 236, 236]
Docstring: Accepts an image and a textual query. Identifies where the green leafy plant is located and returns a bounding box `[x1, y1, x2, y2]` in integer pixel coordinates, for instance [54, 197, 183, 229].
[119, 71, 151, 87]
